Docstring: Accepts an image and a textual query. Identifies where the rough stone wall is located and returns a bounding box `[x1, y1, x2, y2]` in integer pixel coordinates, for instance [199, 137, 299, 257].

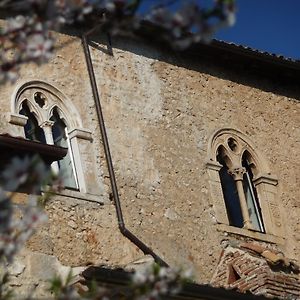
[0, 32, 144, 296]
[90, 36, 300, 282]
[0, 30, 299, 295]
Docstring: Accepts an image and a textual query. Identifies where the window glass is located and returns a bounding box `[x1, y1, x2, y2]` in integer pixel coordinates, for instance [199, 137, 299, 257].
[242, 156, 265, 232]
[50, 109, 77, 189]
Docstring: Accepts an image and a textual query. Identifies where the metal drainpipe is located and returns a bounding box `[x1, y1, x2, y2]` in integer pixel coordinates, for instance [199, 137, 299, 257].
[82, 34, 168, 267]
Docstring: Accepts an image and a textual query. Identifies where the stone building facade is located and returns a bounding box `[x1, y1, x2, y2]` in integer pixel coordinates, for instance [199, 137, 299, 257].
[1, 28, 299, 298]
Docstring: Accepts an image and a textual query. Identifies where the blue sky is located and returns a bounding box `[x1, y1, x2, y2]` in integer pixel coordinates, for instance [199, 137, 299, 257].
[216, 0, 300, 59]
[139, 0, 300, 59]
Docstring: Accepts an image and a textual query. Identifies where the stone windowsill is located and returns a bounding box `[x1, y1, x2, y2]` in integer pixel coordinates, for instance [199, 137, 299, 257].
[217, 223, 285, 245]
[10, 189, 108, 205]
[52, 189, 107, 204]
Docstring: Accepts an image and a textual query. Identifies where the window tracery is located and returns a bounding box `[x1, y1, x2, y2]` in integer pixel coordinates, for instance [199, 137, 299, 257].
[207, 128, 284, 239]
[9, 81, 92, 192]
[19, 101, 46, 143]
[216, 142, 264, 232]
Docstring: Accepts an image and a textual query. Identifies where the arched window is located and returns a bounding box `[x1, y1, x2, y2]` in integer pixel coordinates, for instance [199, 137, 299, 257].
[216, 145, 264, 232]
[18, 103, 79, 190]
[9, 81, 93, 193]
[206, 128, 284, 239]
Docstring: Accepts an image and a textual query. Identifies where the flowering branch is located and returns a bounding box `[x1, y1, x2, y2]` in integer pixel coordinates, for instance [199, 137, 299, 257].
[48, 263, 193, 299]
[131, 263, 192, 300]
[0, 155, 63, 264]
[0, 0, 236, 83]
[0, 155, 64, 297]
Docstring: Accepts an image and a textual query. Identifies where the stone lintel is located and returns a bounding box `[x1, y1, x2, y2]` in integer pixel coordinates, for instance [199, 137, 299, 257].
[68, 128, 93, 141]
[8, 113, 28, 126]
[254, 174, 278, 186]
[206, 160, 222, 171]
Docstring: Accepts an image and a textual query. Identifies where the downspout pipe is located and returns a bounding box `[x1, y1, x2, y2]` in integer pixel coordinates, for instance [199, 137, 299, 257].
[82, 33, 168, 268]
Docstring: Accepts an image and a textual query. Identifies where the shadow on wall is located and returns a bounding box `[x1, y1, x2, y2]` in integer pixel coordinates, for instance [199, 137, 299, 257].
[85, 31, 300, 102]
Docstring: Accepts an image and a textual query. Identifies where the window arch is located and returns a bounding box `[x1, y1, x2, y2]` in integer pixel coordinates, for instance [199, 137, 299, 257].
[206, 128, 284, 238]
[9, 81, 93, 192]
[216, 144, 264, 232]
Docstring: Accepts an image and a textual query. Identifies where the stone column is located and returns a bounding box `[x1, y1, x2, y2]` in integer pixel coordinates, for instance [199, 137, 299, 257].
[40, 120, 59, 174]
[40, 120, 54, 144]
[228, 167, 252, 229]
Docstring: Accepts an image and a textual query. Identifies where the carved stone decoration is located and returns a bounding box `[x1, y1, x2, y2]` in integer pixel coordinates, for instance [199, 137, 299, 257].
[206, 128, 284, 239]
[9, 80, 94, 194]
[269, 203, 281, 225]
[11, 80, 83, 129]
[228, 167, 246, 181]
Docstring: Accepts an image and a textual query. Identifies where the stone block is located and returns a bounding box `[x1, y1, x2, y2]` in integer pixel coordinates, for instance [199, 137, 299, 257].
[27, 252, 58, 280]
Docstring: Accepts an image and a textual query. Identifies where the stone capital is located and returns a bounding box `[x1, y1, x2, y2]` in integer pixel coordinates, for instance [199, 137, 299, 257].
[228, 166, 246, 180]
[40, 120, 54, 128]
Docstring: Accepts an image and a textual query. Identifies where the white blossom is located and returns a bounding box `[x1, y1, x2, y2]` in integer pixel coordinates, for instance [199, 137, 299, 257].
[0, 156, 59, 263]
[0, 0, 236, 83]
[132, 264, 192, 300]
[26, 34, 53, 59]
[5, 15, 27, 32]
[133, 269, 148, 284]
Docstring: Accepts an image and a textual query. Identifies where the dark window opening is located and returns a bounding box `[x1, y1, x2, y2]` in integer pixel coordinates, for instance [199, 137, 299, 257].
[19, 102, 46, 143]
[217, 149, 243, 228]
[34, 92, 46, 108]
[227, 138, 238, 152]
[228, 264, 241, 285]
